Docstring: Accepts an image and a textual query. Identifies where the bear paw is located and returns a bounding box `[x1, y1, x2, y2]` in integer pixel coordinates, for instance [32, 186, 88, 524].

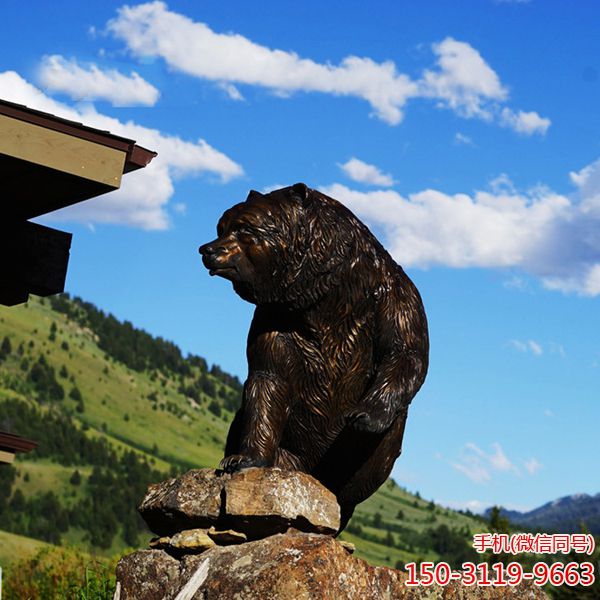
[345, 411, 390, 435]
[219, 454, 269, 473]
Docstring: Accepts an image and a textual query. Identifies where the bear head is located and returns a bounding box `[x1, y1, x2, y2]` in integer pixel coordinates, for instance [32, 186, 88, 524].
[199, 183, 383, 307]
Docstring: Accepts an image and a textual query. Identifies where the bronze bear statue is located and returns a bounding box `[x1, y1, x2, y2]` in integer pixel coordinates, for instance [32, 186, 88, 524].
[199, 183, 429, 530]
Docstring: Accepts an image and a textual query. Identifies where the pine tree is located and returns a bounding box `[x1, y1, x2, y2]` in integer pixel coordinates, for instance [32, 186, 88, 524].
[0, 335, 11, 360]
[385, 529, 395, 547]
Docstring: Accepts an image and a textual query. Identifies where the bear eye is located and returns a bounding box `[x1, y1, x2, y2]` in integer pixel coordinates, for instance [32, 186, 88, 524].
[237, 227, 258, 241]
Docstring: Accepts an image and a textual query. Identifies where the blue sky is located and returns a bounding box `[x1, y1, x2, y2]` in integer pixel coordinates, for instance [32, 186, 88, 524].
[1, 0, 599, 513]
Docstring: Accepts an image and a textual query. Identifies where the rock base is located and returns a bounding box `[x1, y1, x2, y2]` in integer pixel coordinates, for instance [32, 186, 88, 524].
[116, 467, 549, 599]
[116, 531, 548, 600]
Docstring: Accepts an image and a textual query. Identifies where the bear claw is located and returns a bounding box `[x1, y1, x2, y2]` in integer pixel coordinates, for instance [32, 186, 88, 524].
[219, 454, 268, 473]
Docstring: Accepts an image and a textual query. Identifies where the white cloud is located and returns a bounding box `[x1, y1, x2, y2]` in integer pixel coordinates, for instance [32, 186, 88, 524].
[500, 108, 550, 135]
[489, 443, 519, 474]
[338, 158, 394, 186]
[452, 443, 491, 483]
[218, 82, 244, 101]
[452, 442, 520, 484]
[38, 55, 159, 106]
[524, 458, 542, 475]
[107, 1, 417, 125]
[0, 71, 243, 229]
[420, 37, 507, 120]
[106, 2, 548, 133]
[261, 183, 287, 194]
[489, 173, 516, 194]
[452, 459, 491, 484]
[503, 275, 530, 291]
[440, 499, 492, 514]
[570, 157, 600, 210]
[323, 182, 570, 269]
[508, 340, 528, 353]
[570, 160, 599, 190]
[507, 339, 545, 356]
[322, 160, 600, 295]
[440, 498, 533, 514]
[543, 265, 600, 296]
[454, 132, 474, 146]
[528, 340, 543, 356]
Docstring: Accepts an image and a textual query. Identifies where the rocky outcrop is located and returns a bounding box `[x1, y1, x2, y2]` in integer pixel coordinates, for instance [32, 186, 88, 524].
[116, 532, 548, 600]
[138, 467, 340, 539]
[116, 467, 549, 599]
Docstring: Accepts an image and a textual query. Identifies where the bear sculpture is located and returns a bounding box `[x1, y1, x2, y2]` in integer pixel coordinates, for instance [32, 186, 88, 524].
[199, 183, 428, 530]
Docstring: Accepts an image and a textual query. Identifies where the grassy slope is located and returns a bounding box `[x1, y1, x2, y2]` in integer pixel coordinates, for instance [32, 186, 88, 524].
[0, 530, 50, 565]
[340, 480, 485, 566]
[0, 296, 484, 569]
[0, 298, 229, 469]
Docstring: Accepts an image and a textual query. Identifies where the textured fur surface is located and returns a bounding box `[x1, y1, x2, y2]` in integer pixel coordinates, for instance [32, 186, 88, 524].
[199, 183, 429, 530]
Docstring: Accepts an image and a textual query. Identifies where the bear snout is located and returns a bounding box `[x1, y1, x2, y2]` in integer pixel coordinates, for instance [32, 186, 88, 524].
[199, 240, 243, 279]
[198, 241, 218, 256]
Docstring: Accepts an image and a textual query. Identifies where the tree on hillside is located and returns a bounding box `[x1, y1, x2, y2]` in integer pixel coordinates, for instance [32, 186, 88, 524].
[0, 465, 16, 512]
[385, 529, 395, 547]
[425, 524, 478, 568]
[202, 376, 216, 397]
[69, 385, 84, 412]
[69, 386, 82, 402]
[188, 354, 207, 372]
[28, 354, 64, 402]
[488, 506, 510, 534]
[487, 506, 511, 565]
[208, 399, 222, 418]
[1, 335, 12, 358]
[48, 294, 244, 397]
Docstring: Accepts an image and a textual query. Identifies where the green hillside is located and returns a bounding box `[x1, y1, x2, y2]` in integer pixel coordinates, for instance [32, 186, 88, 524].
[0, 294, 485, 571]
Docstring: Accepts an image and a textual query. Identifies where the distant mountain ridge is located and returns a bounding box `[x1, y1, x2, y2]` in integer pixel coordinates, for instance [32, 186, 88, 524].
[488, 493, 600, 534]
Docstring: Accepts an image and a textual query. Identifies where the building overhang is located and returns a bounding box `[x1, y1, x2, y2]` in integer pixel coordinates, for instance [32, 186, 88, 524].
[0, 98, 157, 305]
[0, 430, 38, 464]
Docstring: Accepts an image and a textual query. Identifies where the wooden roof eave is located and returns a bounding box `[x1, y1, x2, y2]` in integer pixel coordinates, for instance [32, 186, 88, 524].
[0, 98, 157, 174]
[0, 430, 38, 454]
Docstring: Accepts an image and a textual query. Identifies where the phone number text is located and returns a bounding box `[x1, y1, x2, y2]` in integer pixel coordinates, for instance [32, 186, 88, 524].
[405, 561, 595, 587]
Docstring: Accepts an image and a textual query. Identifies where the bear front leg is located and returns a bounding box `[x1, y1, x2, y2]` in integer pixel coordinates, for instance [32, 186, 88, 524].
[220, 370, 290, 473]
[346, 351, 426, 435]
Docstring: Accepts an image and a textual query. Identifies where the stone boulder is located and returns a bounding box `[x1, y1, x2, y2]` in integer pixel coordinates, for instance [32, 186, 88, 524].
[138, 467, 340, 539]
[116, 532, 549, 600]
[115, 467, 549, 599]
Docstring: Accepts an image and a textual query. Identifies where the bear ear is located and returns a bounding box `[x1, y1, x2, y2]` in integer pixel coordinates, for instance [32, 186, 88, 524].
[289, 182, 309, 202]
[246, 189, 263, 202]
